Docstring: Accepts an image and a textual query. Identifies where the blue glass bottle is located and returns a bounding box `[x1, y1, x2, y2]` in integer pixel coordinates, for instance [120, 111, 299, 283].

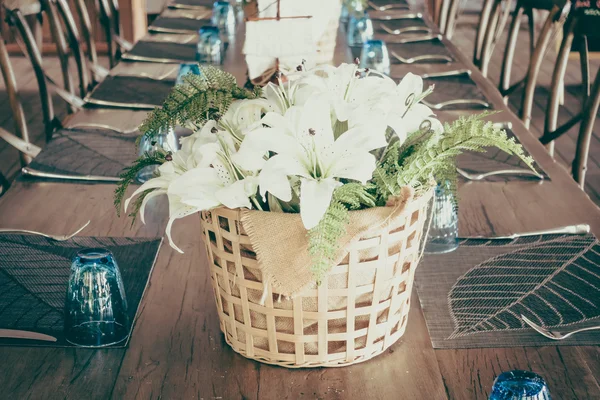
[347, 11, 374, 47]
[196, 26, 224, 64]
[424, 183, 459, 254]
[136, 127, 179, 183]
[360, 39, 391, 75]
[211, 1, 235, 35]
[489, 370, 551, 400]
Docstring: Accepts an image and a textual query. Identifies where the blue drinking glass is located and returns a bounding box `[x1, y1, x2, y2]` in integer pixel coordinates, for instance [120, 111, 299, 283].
[489, 370, 551, 400]
[424, 182, 459, 254]
[360, 39, 391, 75]
[136, 127, 179, 183]
[196, 25, 224, 64]
[64, 249, 129, 347]
[211, 1, 235, 35]
[175, 63, 201, 85]
[347, 11, 374, 47]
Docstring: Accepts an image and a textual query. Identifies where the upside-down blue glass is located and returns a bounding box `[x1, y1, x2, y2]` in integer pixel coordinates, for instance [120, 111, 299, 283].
[211, 1, 235, 35]
[196, 25, 224, 64]
[347, 12, 374, 46]
[360, 39, 391, 75]
[175, 63, 201, 85]
[136, 126, 179, 183]
[341, 0, 365, 25]
[424, 183, 459, 254]
[489, 370, 551, 400]
[64, 249, 129, 347]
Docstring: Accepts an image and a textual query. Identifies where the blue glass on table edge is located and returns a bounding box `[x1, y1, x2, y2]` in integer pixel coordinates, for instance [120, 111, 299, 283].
[176, 63, 201, 85]
[196, 25, 224, 64]
[489, 370, 551, 400]
[64, 248, 130, 347]
[347, 11, 374, 47]
[136, 127, 179, 183]
[424, 182, 459, 254]
[360, 39, 390, 75]
[211, 1, 235, 34]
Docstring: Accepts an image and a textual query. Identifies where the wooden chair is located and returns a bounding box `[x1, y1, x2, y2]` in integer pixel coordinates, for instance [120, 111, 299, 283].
[541, 10, 600, 188]
[437, 0, 462, 39]
[0, 32, 42, 195]
[474, 0, 513, 71]
[71, 0, 110, 84]
[97, 0, 133, 68]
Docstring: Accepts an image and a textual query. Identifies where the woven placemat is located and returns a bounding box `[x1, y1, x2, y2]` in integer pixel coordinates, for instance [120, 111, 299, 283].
[26, 128, 138, 179]
[168, 0, 213, 8]
[387, 39, 454, 64]
[368, 0, 409, 8]
[123, 41, 198, 63]
[0, 234, 162, 348]
[149, 16, 211, 33]
[423, 72, 491, 109]
[457, 128, 550, 181]
[415, 234, 600, 349]
[85, 75, 174, 109]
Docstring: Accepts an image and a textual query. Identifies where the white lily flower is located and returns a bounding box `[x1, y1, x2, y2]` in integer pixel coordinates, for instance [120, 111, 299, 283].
[234, 97, 387, 229]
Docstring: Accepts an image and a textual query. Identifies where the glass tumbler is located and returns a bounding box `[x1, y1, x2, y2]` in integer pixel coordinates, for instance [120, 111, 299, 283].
[489, 370, 551, 400]
[347, 12, 374, 47]
[360, 39, 391, 75]
[196, 25, 224, 64]
[175, 63, 201, 85]
[64, 248, 129, 347]
[136, 126, 179, 183]
[211, 1, 235, 35]
[424, 183, 459, 254]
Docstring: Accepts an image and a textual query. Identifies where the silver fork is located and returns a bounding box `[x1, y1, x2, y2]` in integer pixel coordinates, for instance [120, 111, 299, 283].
[390, 50, 452, 64]
[422, 98, 491, 110]
[368, 1, 410, 11]
[380, 24, 432, 35]
[521, 315, 600, 340]
[0, 220, 91, 241]
[457, 167, 543, 181]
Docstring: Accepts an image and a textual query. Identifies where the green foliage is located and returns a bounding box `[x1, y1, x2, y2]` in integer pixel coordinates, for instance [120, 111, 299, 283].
[308, 183, 375, 284]
[139, 65, 261, 141]
[114, 150, 169, 218]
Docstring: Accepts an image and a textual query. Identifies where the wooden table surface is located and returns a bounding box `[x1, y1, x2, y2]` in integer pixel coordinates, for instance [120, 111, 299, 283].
[1, 5, 599, 400]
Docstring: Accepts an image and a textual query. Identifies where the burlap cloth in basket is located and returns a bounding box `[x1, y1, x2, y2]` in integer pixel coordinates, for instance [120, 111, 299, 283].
[240, 186, 416, 298]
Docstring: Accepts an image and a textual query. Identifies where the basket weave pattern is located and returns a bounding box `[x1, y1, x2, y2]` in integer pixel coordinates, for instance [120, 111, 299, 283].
[200, 194, 431, 368]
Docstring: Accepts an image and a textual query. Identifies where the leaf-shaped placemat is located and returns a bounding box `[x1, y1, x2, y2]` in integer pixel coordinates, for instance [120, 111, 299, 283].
[457, 128, 550, 181]
[415, 234, 600, 348]
[85, 75, 175, 109]
[149, 16, 211, 33]
[0, 234, 162, 348]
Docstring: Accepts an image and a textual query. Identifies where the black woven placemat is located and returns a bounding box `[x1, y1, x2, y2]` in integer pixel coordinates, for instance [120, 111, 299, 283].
[123, 41, 198, 63]
[415, 234, 600, 348]
[25, 128, 138, 179]
[457, 128, 550, 181]
[149, 16, 211, 33]
[368, 0, 409, 8]
[85, 75, 174, 108]
[387, 39, 454, 63]
[0, 234, 162, 348]
[168, 0, 213, 7]
[423, 72, 490, 108]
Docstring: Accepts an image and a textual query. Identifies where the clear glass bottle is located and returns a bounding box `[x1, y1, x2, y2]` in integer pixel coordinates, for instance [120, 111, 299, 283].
[489, 370, 551, 400]
[347, 11, 374, 47]
[136, 127, 179, 183]
[424, 183, 459, 254]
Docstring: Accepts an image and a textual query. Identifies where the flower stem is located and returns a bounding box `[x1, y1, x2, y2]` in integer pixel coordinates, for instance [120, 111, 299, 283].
[251, 195, 264, 211]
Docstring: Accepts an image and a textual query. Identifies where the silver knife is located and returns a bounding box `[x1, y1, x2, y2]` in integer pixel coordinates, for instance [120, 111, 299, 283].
[0, 329, 57, 342]
[462, 224, 591, 240]
[22, 167, 122, 183]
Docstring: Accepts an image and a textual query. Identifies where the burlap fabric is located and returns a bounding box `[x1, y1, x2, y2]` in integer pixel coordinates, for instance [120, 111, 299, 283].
[199, 187, 433, 367]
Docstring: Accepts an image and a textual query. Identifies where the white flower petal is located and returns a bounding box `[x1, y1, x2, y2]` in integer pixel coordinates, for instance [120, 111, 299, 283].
[165, 197, 197, 254]
[300, 178, 342, 229]
[329, 152, 376, 184]
[215, 179, 255, 209]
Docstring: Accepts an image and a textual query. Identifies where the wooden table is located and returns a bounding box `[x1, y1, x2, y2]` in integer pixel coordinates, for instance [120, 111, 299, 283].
[0, 7, 599, 400]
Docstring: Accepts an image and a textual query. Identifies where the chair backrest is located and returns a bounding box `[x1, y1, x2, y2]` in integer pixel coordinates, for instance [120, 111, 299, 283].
[0, 30, 42, 193]
[97, 0, 121, 67]
[2, 7, 57, 141]
[71, 0, 109, 84]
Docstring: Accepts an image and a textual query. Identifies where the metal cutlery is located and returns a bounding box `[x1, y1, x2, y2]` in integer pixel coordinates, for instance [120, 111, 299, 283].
[64, 123, 139, 135]
[390, 50, 452, 64]
[422, 98, 491, 110]
[380, 24, 432, 35]
[368, 1, 410, 11]
[21, 167, 122, 183]
[0, 220, 90, 241]
[111, 69, 178, 81]
[421, 69, 471, 79]
[457, 167, 543, 181]
[376, 13, 423, 20]
[388, 33, 443, 44]
[463, 224, 590, 240]
[521, 315, 600, 340]
[0, 329, 57, 342]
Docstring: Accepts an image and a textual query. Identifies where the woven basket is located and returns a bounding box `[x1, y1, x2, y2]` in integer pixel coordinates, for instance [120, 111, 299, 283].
[199, 192, 432, 368]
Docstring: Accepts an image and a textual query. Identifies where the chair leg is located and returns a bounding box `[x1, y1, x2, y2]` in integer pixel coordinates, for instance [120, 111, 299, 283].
[579, 35, 590, 98]
[499, 3, 523, 101]
[526, 8, 535, 56]
[0, 172, 10, 197]
[439, 0, 450, 35]
[573, 68, 600, 188]
[474, 0, 496, 66]
[542, 15, 576, 157]
[520, 7, 560, 129]
[445, 0, 461, 39]
[480, 0, 503, 78]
